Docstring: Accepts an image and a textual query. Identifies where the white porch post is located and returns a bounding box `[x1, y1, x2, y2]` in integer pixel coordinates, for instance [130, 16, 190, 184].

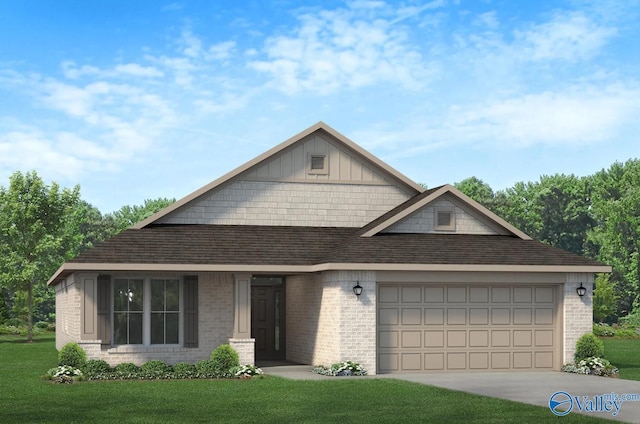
[229, 273, 255, 365]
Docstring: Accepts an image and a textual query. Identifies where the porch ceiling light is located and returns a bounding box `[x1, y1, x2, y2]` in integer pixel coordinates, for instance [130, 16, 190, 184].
[353, 282, 363, 297]
[576, 283, 587, 297]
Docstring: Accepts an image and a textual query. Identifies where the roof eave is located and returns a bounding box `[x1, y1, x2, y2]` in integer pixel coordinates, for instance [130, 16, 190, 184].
[48, 261, 612, 286]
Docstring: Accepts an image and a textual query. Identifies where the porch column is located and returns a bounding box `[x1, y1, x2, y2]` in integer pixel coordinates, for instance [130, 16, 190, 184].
[229, 273, 255, 365]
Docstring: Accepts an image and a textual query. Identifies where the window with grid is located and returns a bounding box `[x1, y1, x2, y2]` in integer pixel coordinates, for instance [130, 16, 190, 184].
[151, 279, 180, 344]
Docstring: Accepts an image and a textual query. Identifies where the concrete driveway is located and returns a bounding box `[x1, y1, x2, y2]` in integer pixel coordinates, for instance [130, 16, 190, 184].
[262, 365, 640, 423]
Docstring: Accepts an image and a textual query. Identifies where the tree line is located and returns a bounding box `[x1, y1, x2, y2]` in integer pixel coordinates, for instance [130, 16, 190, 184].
[454, 159, 640, 322]
[0, 170, 173, 340]
[1, 160, 639, 340]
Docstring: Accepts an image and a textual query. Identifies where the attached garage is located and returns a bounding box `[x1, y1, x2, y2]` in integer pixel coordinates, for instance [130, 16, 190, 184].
[377, 283, 561, 373]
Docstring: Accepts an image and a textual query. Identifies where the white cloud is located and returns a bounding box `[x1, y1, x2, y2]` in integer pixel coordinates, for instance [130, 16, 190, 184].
[249, 4, 437, 94]
[113, 63, 164, 78]
[516, 11, 616, 62]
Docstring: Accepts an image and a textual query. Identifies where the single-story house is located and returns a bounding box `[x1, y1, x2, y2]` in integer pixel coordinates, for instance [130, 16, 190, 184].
[48, 122, 610, 374]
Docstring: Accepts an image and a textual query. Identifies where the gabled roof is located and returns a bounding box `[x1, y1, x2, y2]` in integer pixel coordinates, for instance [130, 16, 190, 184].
[359, 184, 531, 239]
[134, 122, 425, 229]
[47, 224, 610, 285]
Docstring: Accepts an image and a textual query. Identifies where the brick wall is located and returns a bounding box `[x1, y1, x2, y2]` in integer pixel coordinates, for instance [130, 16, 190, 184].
[75, 272, 236, 366]
[55, 276, 81, 351]
[286, 271, 377, 375]
[158, 180, 411, 227]
[563, 272, 594, 364]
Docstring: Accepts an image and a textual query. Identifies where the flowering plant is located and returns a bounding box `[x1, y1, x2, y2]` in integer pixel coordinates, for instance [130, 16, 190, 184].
[230, 364, 264, 378]
[312, 361, 367, 376]
[45, 365, 83, 383]
[563, 356, 619, 378]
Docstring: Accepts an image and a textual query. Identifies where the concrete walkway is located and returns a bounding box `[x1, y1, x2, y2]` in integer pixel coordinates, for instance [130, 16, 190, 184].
[261, 365, 640, 423]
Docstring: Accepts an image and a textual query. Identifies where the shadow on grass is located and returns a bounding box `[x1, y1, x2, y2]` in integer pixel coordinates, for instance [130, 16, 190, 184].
[0, 334, 55, 344]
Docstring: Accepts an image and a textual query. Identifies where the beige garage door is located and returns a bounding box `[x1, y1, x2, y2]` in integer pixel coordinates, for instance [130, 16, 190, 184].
[377, 284, 560, 373]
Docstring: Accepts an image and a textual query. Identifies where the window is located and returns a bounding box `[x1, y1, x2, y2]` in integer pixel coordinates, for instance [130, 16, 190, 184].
[308, 153, 328, 174]
[151, 279, 180, 344]
[113, 277, 181, 346]
[113, 279, 144, 345]
[435, 208, 456, 231]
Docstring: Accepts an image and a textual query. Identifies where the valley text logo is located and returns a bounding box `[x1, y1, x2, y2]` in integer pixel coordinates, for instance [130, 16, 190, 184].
[549, 391, 640, 417]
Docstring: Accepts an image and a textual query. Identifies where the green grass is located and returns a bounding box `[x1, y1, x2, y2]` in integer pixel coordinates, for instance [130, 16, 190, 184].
[603, 337, 640, 381]
[0, 335, 608, 423]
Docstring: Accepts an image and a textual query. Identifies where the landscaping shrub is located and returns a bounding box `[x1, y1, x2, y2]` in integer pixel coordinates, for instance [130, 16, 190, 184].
[173, 362, 197, 379]
[593, 322, 615, 337]
[210, 344, 240, 378]
[45, 365, 83, 384]
[230, 364, 264, 378]
[115, 362, 140, 379]
[619, 311, 640, 328]
[140, 360, 171, 379]
[195, 359, 218, 378]
[83, 359, 112, 379]
[574, 333, 605, 362]
[58, 342, 87, 368]
[34, 321, 49, 330]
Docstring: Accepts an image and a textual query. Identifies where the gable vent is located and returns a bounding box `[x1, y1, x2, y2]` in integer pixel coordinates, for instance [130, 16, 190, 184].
[435, 208, 455, 231]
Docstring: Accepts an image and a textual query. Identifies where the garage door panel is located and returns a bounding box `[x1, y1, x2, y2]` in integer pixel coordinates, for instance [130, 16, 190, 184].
[402, 308, 422, 325]
[379, 308, 399, 325]
[447, 330, 466, 347]
[425, 308, 444, 324]
[379, 331, 398, 348]
[378, 283, 559, 373]
[425, 330, 445, 347]
[401, 353, 422, 370]
[447, 308, 467, 325]
[513, 309, 532, 325]
[469, 308, 489, 325]
[469, 330, 489, 347]
[470, 352, 489, 369]
[402, 331, 422, 348]
[424, 353, 444, 370]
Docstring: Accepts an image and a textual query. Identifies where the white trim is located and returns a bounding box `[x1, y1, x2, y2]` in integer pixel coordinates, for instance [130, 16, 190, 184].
[49, 262, 612, 285]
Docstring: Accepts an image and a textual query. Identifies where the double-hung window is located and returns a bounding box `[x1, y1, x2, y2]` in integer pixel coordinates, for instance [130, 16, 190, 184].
[112, 277, 181, 346]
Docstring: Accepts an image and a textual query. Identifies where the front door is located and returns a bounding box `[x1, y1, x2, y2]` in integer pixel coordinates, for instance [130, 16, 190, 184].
[251, 277, 285, 361]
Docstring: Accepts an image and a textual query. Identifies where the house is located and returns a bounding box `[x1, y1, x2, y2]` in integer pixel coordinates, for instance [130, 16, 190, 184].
[48, 122, 610, 374]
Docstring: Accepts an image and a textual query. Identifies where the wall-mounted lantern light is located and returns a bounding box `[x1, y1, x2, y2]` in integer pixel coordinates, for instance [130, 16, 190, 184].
[576, 283, 587, 297]
[353, 281, 363, 297]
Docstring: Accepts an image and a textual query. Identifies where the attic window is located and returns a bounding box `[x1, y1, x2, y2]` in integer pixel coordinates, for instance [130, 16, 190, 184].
[308, 153, 328, 175]
[435, 208, 456, 231]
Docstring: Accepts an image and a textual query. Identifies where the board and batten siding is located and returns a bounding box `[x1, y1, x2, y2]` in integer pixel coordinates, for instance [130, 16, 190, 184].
[156, 132, 416, 227]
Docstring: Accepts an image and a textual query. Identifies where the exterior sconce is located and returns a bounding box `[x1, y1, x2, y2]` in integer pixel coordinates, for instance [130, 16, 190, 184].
[576, 283, 587, 297]
[353, 282, 363, 297]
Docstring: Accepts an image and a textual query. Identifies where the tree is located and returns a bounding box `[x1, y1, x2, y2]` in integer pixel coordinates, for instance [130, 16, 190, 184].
[587, 160, 640, 315]
[0, 171, 80, 341]
[454, 177, 495, 208]
[108, 197, 174, 233]
[593, 273, 619, 323]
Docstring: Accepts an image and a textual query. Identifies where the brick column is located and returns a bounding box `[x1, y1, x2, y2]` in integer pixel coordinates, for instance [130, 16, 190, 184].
[229, 273, 255, 365]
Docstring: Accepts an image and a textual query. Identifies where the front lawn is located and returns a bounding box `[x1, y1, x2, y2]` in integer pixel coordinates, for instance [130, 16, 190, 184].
[0, 335, 608, 423]
[602, 337, 640, 381]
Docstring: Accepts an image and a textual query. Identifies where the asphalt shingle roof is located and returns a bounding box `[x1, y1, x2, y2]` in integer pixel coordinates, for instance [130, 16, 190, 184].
[69, 224, 603, 268]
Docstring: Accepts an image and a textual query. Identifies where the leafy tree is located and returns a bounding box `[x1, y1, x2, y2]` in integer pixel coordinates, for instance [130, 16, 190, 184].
[587, 160, 640, 315]
[0, 288, 9, 324]
[0, 171, 80, 341]
[593, 274, 619, 323]
[108, 198, 174, 233]
[454, 177, 495, 208]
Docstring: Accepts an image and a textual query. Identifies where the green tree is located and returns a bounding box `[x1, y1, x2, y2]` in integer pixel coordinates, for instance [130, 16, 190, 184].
[0, 171, 80, 341]
[588, 160, 640, 315]
[108, 198, 174, 233]
[454, 177, 495, 208]
[593, 274, 619, 323]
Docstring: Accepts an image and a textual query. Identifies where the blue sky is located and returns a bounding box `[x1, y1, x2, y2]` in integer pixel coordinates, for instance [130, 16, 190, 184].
[1, 0, 639, 213]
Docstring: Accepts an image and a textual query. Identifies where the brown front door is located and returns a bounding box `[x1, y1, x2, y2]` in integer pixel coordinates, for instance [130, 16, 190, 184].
[251, 277, 285, 361]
